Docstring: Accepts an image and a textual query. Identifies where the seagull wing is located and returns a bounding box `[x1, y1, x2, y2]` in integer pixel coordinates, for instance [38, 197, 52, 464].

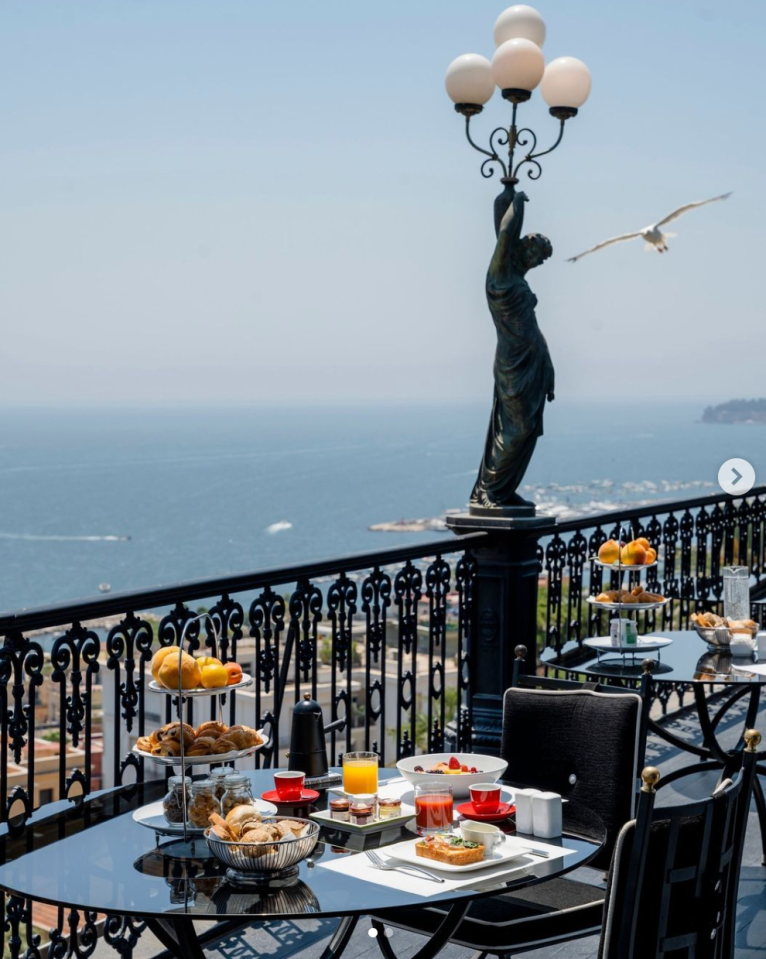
[566, 231, 642, 263]
[654, 192, 732, 228]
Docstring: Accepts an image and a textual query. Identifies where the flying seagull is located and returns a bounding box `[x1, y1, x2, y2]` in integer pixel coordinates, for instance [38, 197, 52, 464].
[567, 192, 732, 263]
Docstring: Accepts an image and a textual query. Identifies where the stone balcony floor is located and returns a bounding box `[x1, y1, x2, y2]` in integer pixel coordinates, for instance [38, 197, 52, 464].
[96, 691, 766, 959]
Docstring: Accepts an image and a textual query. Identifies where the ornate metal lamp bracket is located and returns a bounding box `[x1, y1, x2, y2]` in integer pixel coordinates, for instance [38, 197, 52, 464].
[458, 98, 575, 183]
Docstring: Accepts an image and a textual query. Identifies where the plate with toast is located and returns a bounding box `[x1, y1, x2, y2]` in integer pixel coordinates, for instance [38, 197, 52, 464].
[382, 832, 532, 874]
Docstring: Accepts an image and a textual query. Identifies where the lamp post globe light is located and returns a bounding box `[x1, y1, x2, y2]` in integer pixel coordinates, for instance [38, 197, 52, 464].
[443, 5, 591, 523]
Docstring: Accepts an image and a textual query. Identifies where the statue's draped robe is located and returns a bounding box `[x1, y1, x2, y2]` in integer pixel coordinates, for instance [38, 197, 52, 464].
[471, 197, 555, 508]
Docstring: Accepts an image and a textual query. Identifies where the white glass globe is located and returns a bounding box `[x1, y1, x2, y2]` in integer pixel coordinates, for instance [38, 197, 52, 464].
[493, 5, 546, 48]
[445, 53, 495, 105]
[491, 38, 545, 92]
[540, 57, 592, 109]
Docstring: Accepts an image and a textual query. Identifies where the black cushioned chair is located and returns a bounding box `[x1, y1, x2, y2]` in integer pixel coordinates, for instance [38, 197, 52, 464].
[370, 672, 643, 957]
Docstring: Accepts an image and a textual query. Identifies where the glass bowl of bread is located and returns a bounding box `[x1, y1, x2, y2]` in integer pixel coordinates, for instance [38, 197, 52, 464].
[691, 611, 757, 648]
[205, 808, 319, 882]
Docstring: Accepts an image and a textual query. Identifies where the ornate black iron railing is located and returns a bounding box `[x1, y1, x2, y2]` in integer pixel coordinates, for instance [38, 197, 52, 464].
[0, 534, 483, 959]
[1, 486, 765, 958]
[537, 486, 766, 711]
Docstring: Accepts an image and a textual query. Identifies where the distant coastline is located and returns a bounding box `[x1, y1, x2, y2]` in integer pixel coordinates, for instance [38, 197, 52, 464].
[702, 399, 766, 425]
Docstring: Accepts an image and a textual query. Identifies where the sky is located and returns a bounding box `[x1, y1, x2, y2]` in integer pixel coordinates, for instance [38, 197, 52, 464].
[1, 0, 764, 407]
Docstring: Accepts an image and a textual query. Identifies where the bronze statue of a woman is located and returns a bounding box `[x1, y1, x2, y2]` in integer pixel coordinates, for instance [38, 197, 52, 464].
[470, 187, 554, 514]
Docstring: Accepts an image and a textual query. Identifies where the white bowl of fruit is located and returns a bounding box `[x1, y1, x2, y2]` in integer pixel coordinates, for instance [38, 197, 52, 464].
[396, 753, 508, 798]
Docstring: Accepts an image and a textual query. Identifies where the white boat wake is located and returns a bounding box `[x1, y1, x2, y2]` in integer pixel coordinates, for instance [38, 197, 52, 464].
[0, 532, 130, 542]
[265, 521, 292, 535]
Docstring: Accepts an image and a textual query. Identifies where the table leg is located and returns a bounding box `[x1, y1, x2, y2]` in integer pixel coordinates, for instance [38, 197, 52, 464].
[371, 901, 470, 959]
[144, 917, 206, 959]
[318, 916, 359, 959]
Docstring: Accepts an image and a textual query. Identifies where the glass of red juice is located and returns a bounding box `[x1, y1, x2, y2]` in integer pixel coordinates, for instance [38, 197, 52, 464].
[415, 784, 453, 835]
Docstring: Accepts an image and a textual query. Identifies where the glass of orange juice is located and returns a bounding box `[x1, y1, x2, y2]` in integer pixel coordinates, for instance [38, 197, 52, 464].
[343, 751, 378, 795]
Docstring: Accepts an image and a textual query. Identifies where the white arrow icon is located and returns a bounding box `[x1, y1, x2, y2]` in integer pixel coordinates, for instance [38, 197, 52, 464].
[719, 459, 755, 495]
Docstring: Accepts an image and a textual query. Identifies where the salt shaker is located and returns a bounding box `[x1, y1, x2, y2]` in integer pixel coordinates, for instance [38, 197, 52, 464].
[531, 791, 563, 839]
[755, 631, 766, 663]
[514, 788, 541, 834]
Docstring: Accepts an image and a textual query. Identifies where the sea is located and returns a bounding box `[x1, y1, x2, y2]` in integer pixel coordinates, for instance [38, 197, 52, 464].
[0, 401, 762, 614]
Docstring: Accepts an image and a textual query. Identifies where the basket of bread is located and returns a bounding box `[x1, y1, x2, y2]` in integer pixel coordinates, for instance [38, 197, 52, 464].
[134, 720, 265, 764]
[205, 805, 319, 881]
[691, 611, 758, 648]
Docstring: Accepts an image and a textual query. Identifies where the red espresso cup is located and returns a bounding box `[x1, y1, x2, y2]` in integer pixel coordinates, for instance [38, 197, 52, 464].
[469, 782, 502, 814]
[274, 771, 305, 801]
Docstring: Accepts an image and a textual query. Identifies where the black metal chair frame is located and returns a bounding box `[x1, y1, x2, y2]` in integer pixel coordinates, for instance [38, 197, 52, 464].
[601, 729, 760, 959]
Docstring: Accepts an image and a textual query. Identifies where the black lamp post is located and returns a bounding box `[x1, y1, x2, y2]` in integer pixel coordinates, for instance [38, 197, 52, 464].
[443, 7, 592, 752]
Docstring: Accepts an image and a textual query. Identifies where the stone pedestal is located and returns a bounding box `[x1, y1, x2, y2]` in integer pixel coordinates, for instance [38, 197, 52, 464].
[447, 511, 556, 755]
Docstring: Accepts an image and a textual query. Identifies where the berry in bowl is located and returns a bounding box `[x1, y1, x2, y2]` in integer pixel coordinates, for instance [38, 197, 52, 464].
[396, 753, 508, 798]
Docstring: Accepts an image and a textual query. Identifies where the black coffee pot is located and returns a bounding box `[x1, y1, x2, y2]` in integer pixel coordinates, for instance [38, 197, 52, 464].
[288, 693, 344, 779]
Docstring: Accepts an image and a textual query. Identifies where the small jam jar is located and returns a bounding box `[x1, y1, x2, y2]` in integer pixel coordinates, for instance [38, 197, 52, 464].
[162, 775, 190, 825]
[349, 801, 375, 826]
[210, 766, 235, 801]
[188, 779, 218, 828]
[377, 797, 402, 820]
[329, 798, 350, 822]
[220, 773, 255, 818]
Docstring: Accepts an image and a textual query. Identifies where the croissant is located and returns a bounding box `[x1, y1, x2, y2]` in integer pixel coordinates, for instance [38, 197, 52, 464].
[211, 737, 239, 754]
[158, 722, 195, 748]
[195, 721, 228, 740]
[220, 729, 250, 750]
[225, 725, 260, 747]
[136, 736, 153, 753]
[186, 736, 219, 756]
[152, 740, 181, 757]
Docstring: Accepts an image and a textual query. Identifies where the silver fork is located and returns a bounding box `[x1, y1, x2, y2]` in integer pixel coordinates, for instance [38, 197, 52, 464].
[365, 849, 445, 883]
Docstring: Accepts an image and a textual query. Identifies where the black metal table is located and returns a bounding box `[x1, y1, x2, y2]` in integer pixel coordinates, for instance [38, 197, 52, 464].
[543, 629, 766, 860]
[0, 768, 604, 959]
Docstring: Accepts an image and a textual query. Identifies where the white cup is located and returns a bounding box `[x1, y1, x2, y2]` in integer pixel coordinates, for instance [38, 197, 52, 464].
[460, 820, 503, 850]
[513, 788, 541, 834]
[531, 791, 562, 839]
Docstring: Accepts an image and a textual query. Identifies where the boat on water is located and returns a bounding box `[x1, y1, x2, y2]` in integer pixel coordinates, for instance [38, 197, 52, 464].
[98, 583, 111, 593]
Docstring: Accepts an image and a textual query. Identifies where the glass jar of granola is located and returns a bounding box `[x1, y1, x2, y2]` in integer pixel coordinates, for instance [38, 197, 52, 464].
[188, 779, 219, 829]
[220, 773, 255, 818]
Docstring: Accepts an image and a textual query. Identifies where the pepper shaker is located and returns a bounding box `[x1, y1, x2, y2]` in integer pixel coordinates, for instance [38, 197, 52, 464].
[532, 791, 563, 839]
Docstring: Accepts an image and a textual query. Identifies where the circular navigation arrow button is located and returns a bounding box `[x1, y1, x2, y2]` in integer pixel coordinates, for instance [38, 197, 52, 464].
[718, 458, 756, 496]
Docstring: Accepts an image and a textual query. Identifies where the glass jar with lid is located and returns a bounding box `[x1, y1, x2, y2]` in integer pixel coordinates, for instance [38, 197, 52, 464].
[210, 766, 235, 801]
[221, 773, 255, 818]
[188, 779, 219, 828]
[162, 775, 190, 825]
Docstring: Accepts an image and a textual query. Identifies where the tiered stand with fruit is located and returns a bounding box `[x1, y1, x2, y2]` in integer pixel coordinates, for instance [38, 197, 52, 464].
[135, 612, 262, 856]
[587, 529, 671, 661]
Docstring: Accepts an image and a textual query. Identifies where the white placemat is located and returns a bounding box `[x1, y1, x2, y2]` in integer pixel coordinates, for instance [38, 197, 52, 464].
[316, 835, 575, 898]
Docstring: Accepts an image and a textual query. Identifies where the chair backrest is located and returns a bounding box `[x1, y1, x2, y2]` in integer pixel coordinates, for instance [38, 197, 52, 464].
[501, 683, 642, 870]
[599, 731, 760, 959]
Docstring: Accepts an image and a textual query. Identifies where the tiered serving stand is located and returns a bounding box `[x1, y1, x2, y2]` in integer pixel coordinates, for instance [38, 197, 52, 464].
[131, 612, 265, 858]
[585, 525, 672, 664]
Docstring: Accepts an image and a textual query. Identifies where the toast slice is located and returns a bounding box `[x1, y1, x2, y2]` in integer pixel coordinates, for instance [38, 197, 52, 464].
[415, 834, 485, 866]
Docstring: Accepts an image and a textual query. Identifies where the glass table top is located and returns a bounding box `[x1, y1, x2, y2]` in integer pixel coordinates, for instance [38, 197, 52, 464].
[0, 769, 603, 921]
[543, 630, 766, 684]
